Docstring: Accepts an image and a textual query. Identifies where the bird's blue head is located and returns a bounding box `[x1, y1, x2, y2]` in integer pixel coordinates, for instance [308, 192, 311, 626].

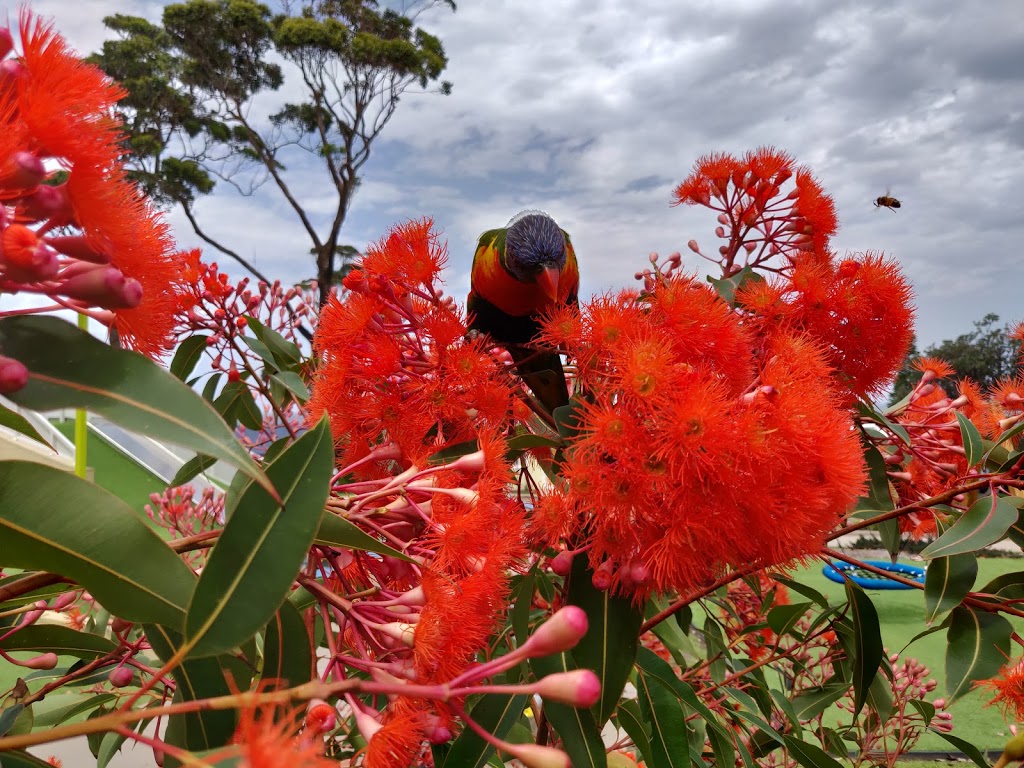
[504, 211, 567, 299]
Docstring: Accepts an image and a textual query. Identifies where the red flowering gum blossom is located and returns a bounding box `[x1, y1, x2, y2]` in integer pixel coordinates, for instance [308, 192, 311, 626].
[537, 276, 867, 596]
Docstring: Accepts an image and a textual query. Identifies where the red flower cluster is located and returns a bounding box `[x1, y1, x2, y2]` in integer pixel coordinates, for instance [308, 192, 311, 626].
[673, 147, 837, 265]
[309, 218, 519, 472]
[879, 351, 1024, 538]
[980, 659, 1024, 721]
[717, 574, 790, 662]
[671, 147, 915, 402]
[535, 273, 867, 596]
[308, 221, 529, 767]
[0, 12, 189, 361]
[738, 252, 915, 401]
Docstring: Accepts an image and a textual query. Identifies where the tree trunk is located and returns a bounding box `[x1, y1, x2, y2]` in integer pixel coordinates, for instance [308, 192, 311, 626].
[316, 246, 334, 307]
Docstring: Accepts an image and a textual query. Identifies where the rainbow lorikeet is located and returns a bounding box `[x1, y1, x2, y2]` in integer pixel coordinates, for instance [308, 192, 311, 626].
[467, 210, 579, 415]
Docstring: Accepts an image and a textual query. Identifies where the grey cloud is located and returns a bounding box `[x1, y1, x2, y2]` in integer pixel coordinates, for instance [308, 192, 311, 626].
[47, 0, 1024, 349]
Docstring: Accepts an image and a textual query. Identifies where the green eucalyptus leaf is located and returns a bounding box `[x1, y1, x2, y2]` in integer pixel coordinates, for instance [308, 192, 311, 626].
[843, 578, 883, 718]
[945, 605, 1012, 702]
[955, 412, 985, 468]
[0, 625, 117, 659]
[0, 461, 196, 626]
[435, 694, 528, 768]
[263, 599, 312, 690]
[924, 553, 977, 623]
[0, 402, 53, 450]
[566, 555, 644, 726]
[0, 315, 273, 499]
[783, 735, 845, 768]
[530, 653, 606, 768]
[185, 418, 332, 658]
[170, 335, 210, 381]
[922, 495, 1017, 559]
[315, 513, 414, 562]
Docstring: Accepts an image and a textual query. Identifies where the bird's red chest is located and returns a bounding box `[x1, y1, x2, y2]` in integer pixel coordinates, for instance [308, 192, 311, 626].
[471, 243, 578, 317]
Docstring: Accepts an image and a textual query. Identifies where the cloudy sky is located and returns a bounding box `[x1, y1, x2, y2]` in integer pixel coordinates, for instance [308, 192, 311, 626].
[33, 0, 1024, 348]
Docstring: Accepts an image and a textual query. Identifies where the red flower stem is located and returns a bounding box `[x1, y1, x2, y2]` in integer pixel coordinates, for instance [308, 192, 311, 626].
[639, 564, 762, 634]
[830, 477, 999, 538]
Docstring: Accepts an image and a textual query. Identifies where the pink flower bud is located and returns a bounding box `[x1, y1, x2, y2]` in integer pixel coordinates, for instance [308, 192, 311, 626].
[16, 183, 71, 225]
[550, 550, 573, 577]
[534, 670, 601, 707]
[520, 606, 588, 658]
[932, 698, 946, 709]
[0, 151, 46, 190]
[45, 235, 112, 264]
[0, 355, 28, 393]
[111, 617, 133, 634]
[51, 592, 77, 611]
[23, 653, 58, 670]
[376, 622, 415, 647]
[60, 266, 142, 309]
[502, 742, 571, 768]
[109, 666, 134, 687]
[427, 725, 451, 744]
[687, 239, 700, 253]
[446, 449, 485, 473]
[305, 700, 336, 733]
[592, 560, 614, 591]
[0, 58, 25, 85]
[353, 707, 382, 741]
[0, 27, 13, 59]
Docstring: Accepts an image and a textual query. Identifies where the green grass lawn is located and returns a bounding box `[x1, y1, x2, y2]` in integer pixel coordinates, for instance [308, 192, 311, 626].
[793, 556, 1024, 752]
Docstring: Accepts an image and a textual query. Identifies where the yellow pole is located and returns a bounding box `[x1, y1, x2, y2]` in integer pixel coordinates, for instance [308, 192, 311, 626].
[74, 313, 88, 478]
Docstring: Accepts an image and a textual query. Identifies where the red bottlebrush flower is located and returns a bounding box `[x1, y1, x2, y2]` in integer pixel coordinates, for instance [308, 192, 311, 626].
[671, 147, 838, 271]
[672, 151, 742, 206]
[979, 659, 1024, 721]
[0, 11, 190, 360]
[361, 217, 446, 288]
[365, 701, 428, 768]
[538, 274, 867, 596]
[991, 376, 1024, 412]
[14, 10, 125, 166]
[748, 251, 915, 402]
[913, 356, 955, 381]
[309, 220, 519, 469]
[1, 223, 41, 269]
[66, 168, 185, 357]
[226, 702, 336, 768]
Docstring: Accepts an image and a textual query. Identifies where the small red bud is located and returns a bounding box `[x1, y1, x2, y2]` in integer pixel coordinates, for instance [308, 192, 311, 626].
[108, 666, 134, 687]
[533, 670, 601, 707]
[0, 355, 28, 393]
[502, 742, 571, 768]
[227, 366, 240, 383]
[550, 550, 573, 577]
[23, 653, 58, 670]
[519, 606, 588, 658]
[0, 27, 13, 60]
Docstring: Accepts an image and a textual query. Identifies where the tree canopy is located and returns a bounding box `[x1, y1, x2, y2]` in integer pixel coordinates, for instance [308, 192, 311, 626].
[90, 0, 455, 303]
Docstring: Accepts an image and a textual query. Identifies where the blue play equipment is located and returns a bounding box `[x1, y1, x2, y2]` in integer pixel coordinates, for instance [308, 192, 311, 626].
[822, 560, 925, 590]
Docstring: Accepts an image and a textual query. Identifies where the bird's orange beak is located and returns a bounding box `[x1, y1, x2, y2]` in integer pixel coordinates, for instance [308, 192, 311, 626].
[537, 266, 561, 302]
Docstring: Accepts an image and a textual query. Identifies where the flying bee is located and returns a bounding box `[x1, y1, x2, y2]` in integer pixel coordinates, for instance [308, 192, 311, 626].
[874, 191, 902, 212]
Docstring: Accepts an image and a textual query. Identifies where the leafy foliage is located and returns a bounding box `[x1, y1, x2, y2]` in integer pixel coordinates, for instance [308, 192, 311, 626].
[89, 0, 455, 300]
